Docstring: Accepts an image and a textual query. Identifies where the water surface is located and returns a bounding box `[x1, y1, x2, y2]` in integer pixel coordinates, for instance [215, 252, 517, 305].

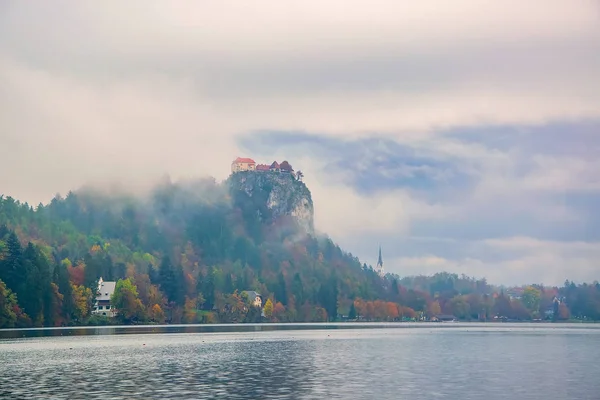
[1, 323, 598, 399]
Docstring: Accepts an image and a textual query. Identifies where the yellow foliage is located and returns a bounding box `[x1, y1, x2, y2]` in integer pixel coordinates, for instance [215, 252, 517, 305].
[183, 297, 198, 323]
[149, 304, 165, 323]
[264, 298, 274, 319]
[71, 284, 92, 321]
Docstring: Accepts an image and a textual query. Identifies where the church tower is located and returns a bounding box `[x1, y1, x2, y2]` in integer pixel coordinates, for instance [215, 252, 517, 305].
[376, 245, 384, 276]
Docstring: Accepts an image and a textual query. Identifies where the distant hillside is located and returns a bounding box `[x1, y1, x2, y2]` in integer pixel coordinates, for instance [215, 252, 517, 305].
[2, 172, 599, 328]
[0, 174, 395, 327]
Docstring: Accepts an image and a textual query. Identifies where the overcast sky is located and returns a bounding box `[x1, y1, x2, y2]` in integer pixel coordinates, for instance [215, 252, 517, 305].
[1, 1, 599, 286]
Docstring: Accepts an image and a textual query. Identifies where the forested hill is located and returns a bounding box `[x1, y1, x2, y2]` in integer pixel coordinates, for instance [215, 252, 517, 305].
[0, 172, 395, 327]
[2, 173, 599, 328]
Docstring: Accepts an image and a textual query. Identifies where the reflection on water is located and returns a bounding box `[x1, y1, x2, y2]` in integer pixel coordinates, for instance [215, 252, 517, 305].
[1, 325, 599, 399]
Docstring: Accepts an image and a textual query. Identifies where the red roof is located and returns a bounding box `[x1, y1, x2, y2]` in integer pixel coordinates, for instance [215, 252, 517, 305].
[280, 161, 293, 171]
[256, 164, 270, 171]
[233, 157, 256, 164]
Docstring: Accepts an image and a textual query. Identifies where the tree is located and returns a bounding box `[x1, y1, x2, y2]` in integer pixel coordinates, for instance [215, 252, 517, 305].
[318, 275, 338, 321]
[0, 231, 24, 291]
[557, 303, 571, 321]
[348, 302, 357, 320]
[149, 304, 166, 324]
[182, 297, 197, 323]
[71, 284, 92, 322]
[275, 271, 287, 305]
[427, 300, 441, 318]
[522, 286, 542, 316]
[264, 298, 274, 319]
[53, 261, 74, 321]
[291, 273, 304, 305]
[158, 255, 184, 305]
[449, 296, 471, 320]
[111, 278, 145, 323]
[0, 279, 25, 328]
[47, 283, 65, 327]
[273, 301, 286, 321]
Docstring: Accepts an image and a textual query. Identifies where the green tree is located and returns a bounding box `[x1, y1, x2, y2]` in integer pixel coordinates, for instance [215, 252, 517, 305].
[522, 286, 542, 317]
[111, 278, 145, 323]
[0, 279, 25, 328]
[158, 255, 184, 305]
[348, 302, 357, 320]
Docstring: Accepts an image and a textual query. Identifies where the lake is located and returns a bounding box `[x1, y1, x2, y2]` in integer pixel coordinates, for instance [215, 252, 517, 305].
[1, 323, 598, 399]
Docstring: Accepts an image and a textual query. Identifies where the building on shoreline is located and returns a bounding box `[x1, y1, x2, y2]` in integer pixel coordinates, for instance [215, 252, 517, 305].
[92, 277, 117, 318]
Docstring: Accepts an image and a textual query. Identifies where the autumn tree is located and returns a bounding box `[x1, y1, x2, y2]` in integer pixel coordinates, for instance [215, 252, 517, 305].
[111, 278, 145, 323]
[149, 304, 166, 324]
[522, 286, 542, 317]
[273, 301, 286, 321]
[427, 300, 442, 319]
[264, 298, 274, 319]
[71, 283, 92, 322]
[0, 279, 25, 328]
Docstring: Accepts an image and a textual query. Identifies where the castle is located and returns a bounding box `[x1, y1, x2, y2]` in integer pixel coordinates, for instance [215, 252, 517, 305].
[231, 157, 302, 179]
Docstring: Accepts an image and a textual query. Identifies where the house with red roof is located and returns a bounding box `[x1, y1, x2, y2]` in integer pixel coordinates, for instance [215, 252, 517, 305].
[255, 164, 270, 171]
[231, 157, 256, 173]
[269, 161, 280, 172]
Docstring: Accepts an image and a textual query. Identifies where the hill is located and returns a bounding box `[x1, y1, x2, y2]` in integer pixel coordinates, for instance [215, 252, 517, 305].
[1, 172, 599, 327]
[0, 172, 396, 326]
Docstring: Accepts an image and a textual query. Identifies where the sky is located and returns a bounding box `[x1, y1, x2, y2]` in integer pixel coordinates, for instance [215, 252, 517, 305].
[1, 1, 599, 286]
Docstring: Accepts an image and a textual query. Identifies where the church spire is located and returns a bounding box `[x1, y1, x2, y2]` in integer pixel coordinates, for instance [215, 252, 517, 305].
[376, 245, 384, 276]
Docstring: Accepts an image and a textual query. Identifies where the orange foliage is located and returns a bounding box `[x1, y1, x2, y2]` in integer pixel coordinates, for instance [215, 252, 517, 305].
[427, 300, 442, 317]
[68, 262, 85, 286]
[352, 298, 413, 321]
[185, 273, 196, 298]
[49, 283, 65, 327]
[149, 304, 165, 323]
[182, 296, 198, 323]
[558, 303, 571, 320]
[273, 301, 286, 321]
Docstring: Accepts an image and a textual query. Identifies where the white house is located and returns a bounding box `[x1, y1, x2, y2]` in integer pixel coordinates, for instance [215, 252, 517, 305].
[231, 157, 256, 173]
[242, 290, 263, 308]
[92, 277, 117, 318]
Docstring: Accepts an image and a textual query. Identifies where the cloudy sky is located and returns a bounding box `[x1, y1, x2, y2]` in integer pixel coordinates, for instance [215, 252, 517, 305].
[1, 1, 599, 286]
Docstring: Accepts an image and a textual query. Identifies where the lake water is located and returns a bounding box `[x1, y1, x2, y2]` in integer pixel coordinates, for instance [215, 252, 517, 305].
[1, 323, 599, 399]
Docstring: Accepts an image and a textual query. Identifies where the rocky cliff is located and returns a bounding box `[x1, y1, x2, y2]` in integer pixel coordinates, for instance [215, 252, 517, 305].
[227, 171, 314, 237]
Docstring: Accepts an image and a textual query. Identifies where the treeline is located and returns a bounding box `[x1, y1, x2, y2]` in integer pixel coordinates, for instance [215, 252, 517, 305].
[1, 179, 600, 328]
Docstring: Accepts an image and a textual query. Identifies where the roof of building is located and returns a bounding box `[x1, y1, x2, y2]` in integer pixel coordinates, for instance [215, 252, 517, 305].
[233, 157, 256, 164]
[280, 161, 293, 171]
[242, 290, 261, 299]
[256, 164, 270, 171]
[270, 161, 280, 169]
[96, 280, 116, 301]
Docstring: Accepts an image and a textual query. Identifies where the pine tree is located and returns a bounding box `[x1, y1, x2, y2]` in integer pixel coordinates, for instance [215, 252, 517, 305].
[348, 302, 357, 320]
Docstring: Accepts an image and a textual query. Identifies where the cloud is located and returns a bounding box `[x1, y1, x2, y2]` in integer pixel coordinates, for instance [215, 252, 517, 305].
[388, 237, 600, 286]
[1, 0, 599, 285]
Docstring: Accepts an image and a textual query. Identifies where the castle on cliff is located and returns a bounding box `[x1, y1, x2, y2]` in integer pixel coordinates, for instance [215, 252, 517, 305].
[231, 157, 303, 180]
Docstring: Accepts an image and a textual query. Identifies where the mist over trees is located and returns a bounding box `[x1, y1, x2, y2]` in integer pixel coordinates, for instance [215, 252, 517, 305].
[1, 177, 599, 328]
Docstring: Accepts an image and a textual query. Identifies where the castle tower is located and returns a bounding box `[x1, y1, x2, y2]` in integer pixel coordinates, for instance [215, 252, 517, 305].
[376, 245, 384, 276]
